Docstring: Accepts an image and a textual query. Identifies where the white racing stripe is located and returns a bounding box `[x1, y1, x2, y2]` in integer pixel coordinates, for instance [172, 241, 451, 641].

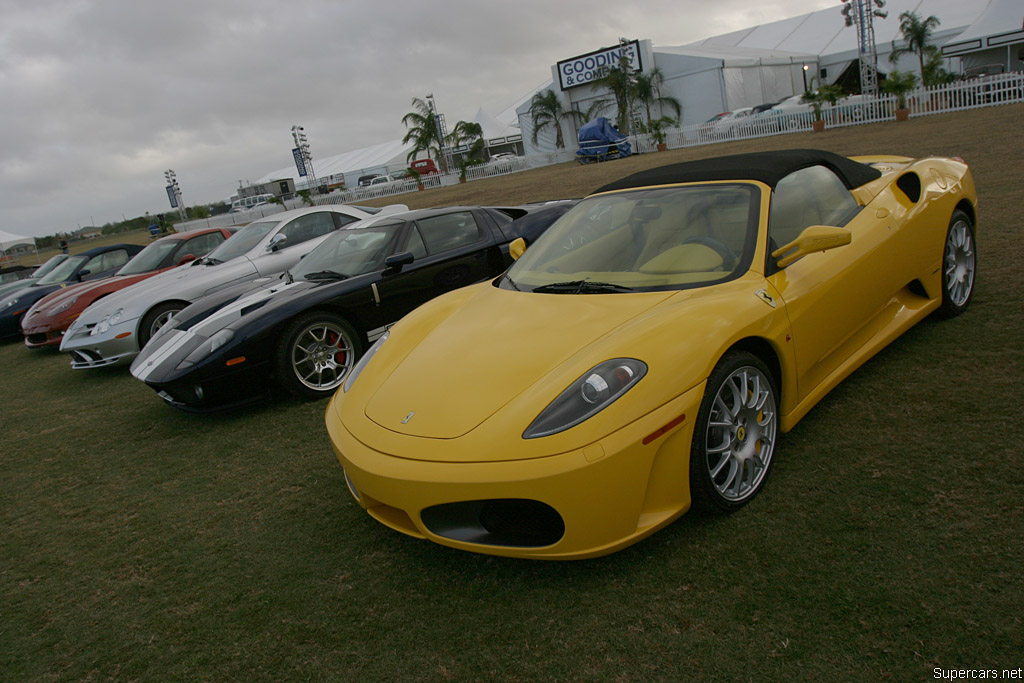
[131, 330, 191, 381]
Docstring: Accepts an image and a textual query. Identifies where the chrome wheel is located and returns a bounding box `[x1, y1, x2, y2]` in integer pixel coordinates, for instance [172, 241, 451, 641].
[944, 216, 975, 308]
[150, 309, 176, 337]
[289, 320, 355, 391]
[704, 365, 777, 503]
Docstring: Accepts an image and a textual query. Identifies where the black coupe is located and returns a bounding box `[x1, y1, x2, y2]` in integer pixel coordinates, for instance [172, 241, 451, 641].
[130, 203, 573, 411]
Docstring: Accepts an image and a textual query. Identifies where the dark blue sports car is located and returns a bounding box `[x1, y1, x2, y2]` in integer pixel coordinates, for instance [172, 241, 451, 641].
[0, 243, 144, 339]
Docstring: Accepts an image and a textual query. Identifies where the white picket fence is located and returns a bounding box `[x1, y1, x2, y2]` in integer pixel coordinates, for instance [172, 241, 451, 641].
[626, 71, 1024, 152]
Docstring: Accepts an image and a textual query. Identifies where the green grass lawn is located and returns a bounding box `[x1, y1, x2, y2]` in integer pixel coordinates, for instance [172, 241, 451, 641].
[3, 105, 1023, 681]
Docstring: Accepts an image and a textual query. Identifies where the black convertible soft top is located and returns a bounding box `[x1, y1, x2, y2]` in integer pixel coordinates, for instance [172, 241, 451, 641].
[594, 149, 882, 194]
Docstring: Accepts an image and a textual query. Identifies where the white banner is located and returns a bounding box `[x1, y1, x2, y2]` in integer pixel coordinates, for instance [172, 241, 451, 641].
[557, 40, 641, 90]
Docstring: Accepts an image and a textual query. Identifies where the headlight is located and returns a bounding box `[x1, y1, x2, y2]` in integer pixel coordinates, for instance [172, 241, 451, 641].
[53, 296, 79, 314]
[91, 308, 124, 335]
[523, 358, 647, 439]
[5, 298, 19, 309]
[182, 329, 235, 365]
[343, 331, 388, 393]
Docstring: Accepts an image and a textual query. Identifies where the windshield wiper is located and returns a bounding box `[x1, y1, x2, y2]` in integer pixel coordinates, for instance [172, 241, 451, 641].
[303, 270, 349, 281]
[532, 280, 635, 294]
[501, 273, 521, 291]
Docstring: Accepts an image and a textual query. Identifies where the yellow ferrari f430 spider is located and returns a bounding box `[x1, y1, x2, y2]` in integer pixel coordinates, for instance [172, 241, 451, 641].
[326, 149, 977, 559]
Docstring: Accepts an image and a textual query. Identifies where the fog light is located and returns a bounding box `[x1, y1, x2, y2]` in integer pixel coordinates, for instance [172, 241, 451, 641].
[194, 385, 204, 400]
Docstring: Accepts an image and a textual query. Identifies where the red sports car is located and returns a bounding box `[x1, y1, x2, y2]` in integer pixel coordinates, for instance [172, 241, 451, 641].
[22, 228, 233, 348]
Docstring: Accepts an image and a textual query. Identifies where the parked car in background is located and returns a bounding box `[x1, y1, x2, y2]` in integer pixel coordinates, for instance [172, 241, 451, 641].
[130, 202, 574, 411]
[21, 228, 234, 348]
[59, 204, 407, 369]
[410, 159, 439, 176]
[324, 149, 977, 559]
[0, 254, 69, 301]
[230, 194, 276, 213]
[0, 244, 144, 339]
[698, 107, 753, 140]
[0, 265, 38, 285]
[357, 174, 385, 187]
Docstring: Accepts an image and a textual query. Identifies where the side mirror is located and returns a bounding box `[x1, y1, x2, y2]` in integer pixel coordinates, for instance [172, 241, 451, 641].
[177, 253, 196, 265]
[509, 237, 527, 261]
[771, 225, 851, 268]
[384, 251, 415, 272]
[267, 233, 288, 252]
[77, 269, 92, 281]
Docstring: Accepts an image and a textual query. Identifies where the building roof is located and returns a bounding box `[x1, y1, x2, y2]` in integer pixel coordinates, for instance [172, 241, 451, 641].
[687, 0, 985, 62]
[943, 0, 1024, 56]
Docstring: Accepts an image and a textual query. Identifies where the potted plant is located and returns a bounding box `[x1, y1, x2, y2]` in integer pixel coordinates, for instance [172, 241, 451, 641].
[881, 71, 919, 121]
[800, 82, 846, 133]
[406, 166, 423, 191]
[647, 116, 677, 152]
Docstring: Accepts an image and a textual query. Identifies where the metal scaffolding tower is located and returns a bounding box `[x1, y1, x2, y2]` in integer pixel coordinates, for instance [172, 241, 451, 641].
[841, 0, 888, 96]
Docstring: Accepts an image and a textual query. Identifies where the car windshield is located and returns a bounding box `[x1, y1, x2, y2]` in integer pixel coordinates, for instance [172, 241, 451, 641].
[33, 254, 69, 278]
[205, 220, 278, 263]
[36, 254, 88, 285]
[292, 221, 405, 281]
[115, 240, 180, 275]
[501, 184, 759, 293]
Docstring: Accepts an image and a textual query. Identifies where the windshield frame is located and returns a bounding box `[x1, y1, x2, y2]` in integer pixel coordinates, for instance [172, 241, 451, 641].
[204, 220, 279, 263]
[292, 220, 406, 281]
[36, 254, 88, 285]
[501, 182, 763, 294]
[115, 239, 180, 276]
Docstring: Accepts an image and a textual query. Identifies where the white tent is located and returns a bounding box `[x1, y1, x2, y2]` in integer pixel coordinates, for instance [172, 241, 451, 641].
[0, 229, 36, 251]
[942, 0, 1024, 74]
[255, 138, 414, 190]
[0, 229, 39, 264]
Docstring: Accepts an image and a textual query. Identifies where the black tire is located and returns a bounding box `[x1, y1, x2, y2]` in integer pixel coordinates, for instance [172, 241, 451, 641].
[689, 350, 779, 514]
[138, 301, 186, 348]
[274, 311, 362, 399]
[936, 209, 977, 318]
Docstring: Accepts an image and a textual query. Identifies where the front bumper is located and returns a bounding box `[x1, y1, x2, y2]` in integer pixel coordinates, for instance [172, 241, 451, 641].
[60, 317, 141, 368]
[137, 360, 273, 413]
[325, 383, 704, 560]
[22, 321, 68, 348]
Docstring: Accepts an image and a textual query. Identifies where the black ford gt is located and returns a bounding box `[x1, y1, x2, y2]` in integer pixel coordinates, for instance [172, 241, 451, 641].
[130, 203, 574, 411]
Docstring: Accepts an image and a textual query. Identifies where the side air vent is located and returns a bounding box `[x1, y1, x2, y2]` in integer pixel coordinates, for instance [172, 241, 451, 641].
[895, 172, 922, 203]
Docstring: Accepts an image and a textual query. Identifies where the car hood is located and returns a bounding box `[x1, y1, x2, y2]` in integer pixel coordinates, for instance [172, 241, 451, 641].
[75, 258, 259, 324]
[178, 276, 314, 338]
[363, 285, 677, 441]
[30, 273, 151, 314]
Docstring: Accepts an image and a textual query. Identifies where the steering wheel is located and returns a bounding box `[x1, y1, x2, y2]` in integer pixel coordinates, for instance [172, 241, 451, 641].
[680, 236, 738, 268]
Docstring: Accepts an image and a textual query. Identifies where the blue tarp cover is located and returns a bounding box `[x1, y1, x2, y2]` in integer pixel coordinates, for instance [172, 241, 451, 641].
[576, 117, 631, 160]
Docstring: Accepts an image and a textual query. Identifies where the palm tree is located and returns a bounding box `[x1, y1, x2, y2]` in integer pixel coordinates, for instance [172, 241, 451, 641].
[889, 10, 941, 84]
[401, 97, 447, 172]
[528, 89, 583, 149]
[449, 120, 485, 162]
[633, 67, 682, 128]
[590, 57, 636, 133]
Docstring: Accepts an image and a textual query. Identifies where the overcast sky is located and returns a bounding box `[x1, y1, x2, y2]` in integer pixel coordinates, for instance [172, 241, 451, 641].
[0, 0, 837, 238]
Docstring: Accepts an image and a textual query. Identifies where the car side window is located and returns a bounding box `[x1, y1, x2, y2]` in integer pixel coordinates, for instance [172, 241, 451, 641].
[768, 165, 859, 251]
[176, 232, 222, 261]
[415, 212, 484, 255]
[280, 212, 337, 247]
[333, 213, 360, 229]
[86, 249, 129, 274]
[404, 225, 428, 259]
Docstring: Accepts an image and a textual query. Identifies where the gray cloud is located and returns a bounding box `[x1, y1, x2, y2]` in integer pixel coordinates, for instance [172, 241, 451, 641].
[0, 0, 836, 237]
